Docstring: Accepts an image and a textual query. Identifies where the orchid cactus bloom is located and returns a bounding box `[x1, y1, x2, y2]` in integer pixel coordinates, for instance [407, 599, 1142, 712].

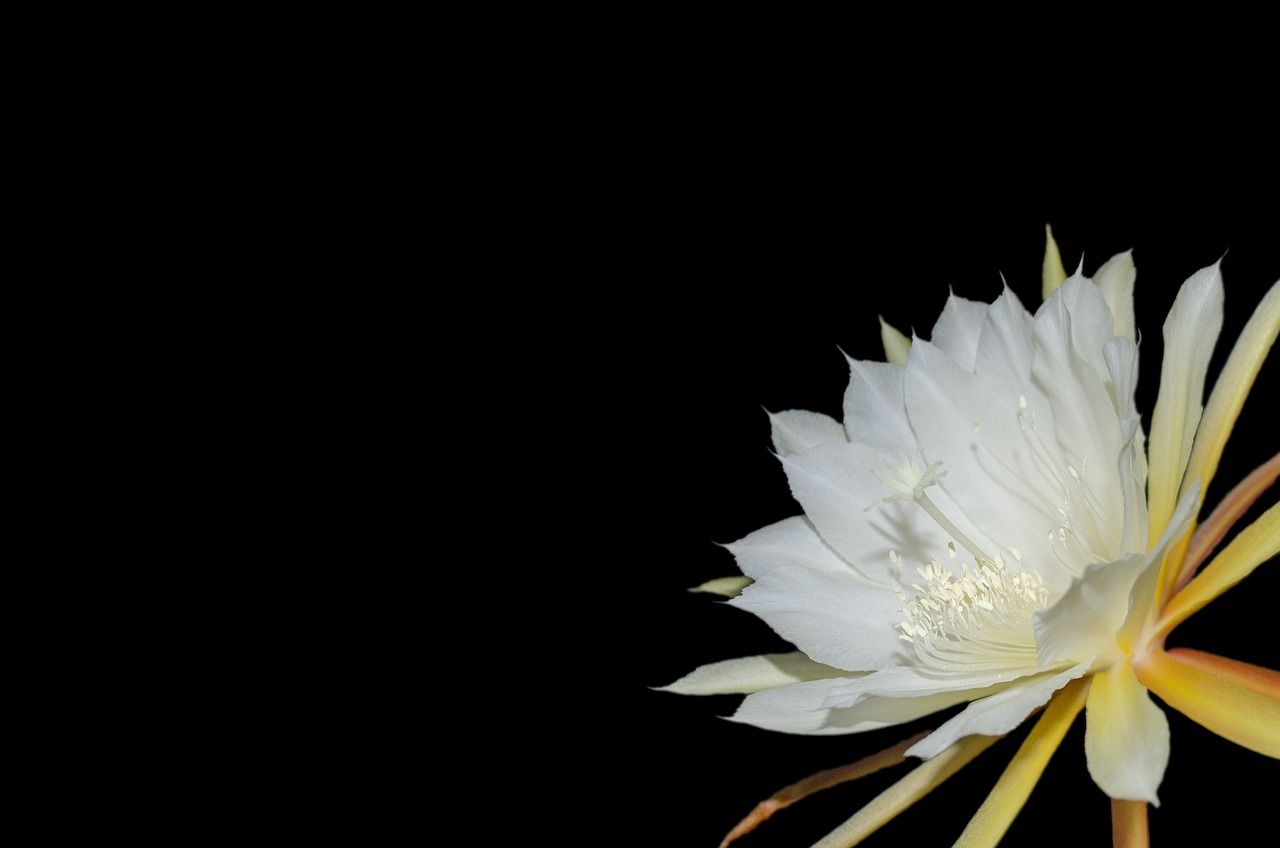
[665, 229, 1279, 847]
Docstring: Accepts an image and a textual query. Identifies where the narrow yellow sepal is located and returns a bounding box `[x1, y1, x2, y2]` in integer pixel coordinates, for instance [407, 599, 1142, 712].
[1181, 280, 1280, 505]
[1156, 280, 1280, 608]
[953, 676, 1090, 848]
[1041, 224, 1068, 300]
[1135, 649, 1280, 759]
[811, 734, 998, 848]
[879, 316, 911, 365]
[1164, 648, 1280, 701]
[688, 576, 753, 597]
[1158, 501, 1280, 636]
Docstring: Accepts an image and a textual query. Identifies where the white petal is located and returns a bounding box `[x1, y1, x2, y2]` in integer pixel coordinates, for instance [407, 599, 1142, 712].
[903, 338, 1066, 585]
[842, 357, 911, 453]
[907, 662, 1092, 759]
[726, 516, 907, 671]
[1085, 661, 1170, 804]
[730, 676, 1010, 736]
[777, 441, 957, 586]
[823, 665, 1040, 709]
[930, 293, 989, 371]
[1146, 262, 1224, 544]
[1103, 337, 1148, 552]
[769, 409, 848, 457]
[1035, 486, 1199, 665]
[1094, 250, 1136, 340]
[658, 652, 846, 696]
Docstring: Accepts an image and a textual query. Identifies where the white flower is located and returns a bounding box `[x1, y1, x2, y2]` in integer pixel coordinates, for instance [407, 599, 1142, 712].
[665, 229, 1280, 847]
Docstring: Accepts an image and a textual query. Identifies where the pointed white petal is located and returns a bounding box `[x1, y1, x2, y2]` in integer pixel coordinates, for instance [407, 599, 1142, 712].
[842, 357, 911, 453]
[1085, 661, 1170, 804]
[1094, 250, 1137, 340]
[658, 652, 845, 696]
[1146, 262, 1224, 544]
[930, 293, 989, 371]
[907, 662, 1092, 759]
[726, 517, 907, 671]
[769, 409, 848, 457]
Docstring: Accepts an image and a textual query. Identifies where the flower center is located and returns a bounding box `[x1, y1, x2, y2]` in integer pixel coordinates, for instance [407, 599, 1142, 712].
[896, 556, 1049, 671]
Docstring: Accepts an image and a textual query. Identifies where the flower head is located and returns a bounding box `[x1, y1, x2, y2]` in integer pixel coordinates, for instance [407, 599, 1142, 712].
[665, 228, 1280, 846]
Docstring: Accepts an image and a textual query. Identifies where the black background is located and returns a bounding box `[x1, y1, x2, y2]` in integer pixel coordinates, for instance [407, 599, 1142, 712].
[612, 185, 1279, 846]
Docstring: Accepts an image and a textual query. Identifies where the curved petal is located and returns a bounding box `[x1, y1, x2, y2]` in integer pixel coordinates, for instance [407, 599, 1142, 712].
[1037, 485, 1197, 665]
[658, 652, 846, 696]
[769, 409, 847, 457]
[907, 662, 1091, 760]
[726, 517, 907, 671]
[1094, 249, 1137, 340]
[1146, 262, 1224, 547]
[1085, 661, 1170, 804]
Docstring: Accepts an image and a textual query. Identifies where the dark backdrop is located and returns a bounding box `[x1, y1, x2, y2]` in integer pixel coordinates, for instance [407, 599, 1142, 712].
[612, 187, 1279, 846]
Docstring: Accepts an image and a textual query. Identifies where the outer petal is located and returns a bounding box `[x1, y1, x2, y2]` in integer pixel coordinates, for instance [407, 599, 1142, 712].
[658, 652, 846, 696]
[1146, 262, 1224, 546]
[823, 665, 1038, 709]
[1042, 223, 1068, 300]
[769, 409, 848, 457]
[688, 576, 752, 597]
[732, 677, 1009, 737]
[1094, 249, 1137, 340]
[880, 316, 912, 364]
[1157, 500, 1280, 635]
[1135, 649, 1280, 758]
[907, 662, 1092, 759]
[1085, 661, 1170, 804]
[1181, 279, 1280, 504]
[727, 517, 907, 671]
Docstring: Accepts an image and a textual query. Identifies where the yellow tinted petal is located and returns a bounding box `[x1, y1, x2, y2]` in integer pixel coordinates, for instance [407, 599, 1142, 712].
[879, 316, 911, 364]
[1041, 224, 1067, 300]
